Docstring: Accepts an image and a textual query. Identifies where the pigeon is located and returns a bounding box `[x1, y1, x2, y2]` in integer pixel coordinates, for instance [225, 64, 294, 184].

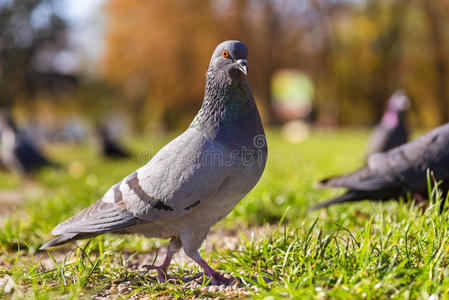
[312, 122, 449, 211]
[97, 125, 130, 159]
[366, 90, 410, 157]
[0, 114, 54, 175]
[40, 40, 267, 285]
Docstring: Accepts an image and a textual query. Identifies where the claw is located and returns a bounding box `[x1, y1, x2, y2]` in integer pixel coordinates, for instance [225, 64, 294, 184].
[195, 259, 238, 285]
[210, 272, 236, 285]
[194, 272, 230, 284]
[143, 264, 171, 282]
[195, 271, 237, 285]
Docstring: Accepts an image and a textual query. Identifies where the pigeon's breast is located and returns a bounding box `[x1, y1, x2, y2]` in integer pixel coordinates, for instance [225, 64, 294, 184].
[200, 139, 267, 224]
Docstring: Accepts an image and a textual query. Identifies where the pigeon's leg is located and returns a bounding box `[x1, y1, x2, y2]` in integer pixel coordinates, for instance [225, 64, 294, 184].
[181, 232, 234, 285]
[195, 257, 235, 285]
[413, 193, 428, 212]
[413, 193, 427, 205]
[143, 236, 181, 282]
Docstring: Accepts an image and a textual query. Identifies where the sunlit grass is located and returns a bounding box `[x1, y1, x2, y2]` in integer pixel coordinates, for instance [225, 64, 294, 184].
[1, 128, 448, 298]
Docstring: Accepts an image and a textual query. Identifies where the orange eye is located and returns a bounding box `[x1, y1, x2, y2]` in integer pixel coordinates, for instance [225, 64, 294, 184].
[222, 50, 229, 58]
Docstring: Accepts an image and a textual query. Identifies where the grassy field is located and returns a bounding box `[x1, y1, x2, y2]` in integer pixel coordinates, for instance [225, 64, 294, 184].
[1, 129, 448, 299]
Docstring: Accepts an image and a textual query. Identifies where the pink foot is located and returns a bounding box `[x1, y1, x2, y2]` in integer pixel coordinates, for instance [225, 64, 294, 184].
[194, 271, 236, 285]
[143, 264, 172, 282]
[196, 260, 238, 285]
[209, 272, 236, 285]
[413, 193, 427, 204]
[413, 193, 428, 212]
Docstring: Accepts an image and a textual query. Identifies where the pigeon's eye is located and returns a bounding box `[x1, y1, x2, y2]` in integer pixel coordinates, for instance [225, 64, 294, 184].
[222, 50, 229, 58]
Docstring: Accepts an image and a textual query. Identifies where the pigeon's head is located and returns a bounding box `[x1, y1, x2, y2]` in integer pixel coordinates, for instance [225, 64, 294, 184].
[388, 90, 410, 112]
[209, 40, 249, 78]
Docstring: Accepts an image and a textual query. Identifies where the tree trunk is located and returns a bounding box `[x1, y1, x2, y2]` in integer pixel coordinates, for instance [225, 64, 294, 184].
[423, 0, 449, 124]
[258, 0, 279, 125]
[366, 0, 406, 123]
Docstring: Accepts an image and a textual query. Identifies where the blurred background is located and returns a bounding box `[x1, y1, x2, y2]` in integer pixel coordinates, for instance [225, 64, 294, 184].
[2, 0, 449, 136]
[2, 1, 449, 295]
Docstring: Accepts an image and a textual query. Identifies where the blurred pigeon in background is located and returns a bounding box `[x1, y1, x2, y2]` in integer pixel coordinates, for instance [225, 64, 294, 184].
[0, 114, 55, 175]
[312, 123, 449, 211]
[97, 125, 130, 159]
[40, 40, 267, 285]
[366, 90, 410, 157]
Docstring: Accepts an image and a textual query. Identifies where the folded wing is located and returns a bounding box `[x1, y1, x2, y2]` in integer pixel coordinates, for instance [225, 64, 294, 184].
[42, 128, 232, 248]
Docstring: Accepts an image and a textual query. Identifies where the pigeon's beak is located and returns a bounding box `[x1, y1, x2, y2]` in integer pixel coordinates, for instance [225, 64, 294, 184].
[236, 59, 248, 75]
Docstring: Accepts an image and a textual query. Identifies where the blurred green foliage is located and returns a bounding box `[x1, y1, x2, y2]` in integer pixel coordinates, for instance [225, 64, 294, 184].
[3, 0, 449, 130]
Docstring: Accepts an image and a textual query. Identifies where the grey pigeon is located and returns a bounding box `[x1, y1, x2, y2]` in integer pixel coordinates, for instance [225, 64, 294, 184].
[312, 123, 449, 211]
[366, 90, 410, 157]
[97, 125, 130, 159]
[0, 115, 54, 175]
[40, 40, 267, 285]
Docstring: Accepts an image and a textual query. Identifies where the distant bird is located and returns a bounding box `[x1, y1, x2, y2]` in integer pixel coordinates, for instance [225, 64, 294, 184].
[312, 123, 449, 211]
[97, 126, 130, 159]
[40, 41, 267, 285]
[0, 115, 54, 175]
[366, 90, 410, 157]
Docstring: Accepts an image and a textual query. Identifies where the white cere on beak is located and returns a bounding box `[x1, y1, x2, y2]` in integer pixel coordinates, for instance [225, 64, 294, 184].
[236, 59, 248, 75]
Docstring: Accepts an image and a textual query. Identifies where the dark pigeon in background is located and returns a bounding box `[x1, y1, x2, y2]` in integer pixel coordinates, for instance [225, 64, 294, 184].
[97, 125, 130, 159]
[312, 123, 449, 211]
[40, 41, 267, 285]
[366, 90, 410, 157]
[0, 114, 54, 175]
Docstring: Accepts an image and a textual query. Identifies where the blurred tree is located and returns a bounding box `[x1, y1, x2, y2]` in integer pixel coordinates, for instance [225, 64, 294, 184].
[104, 0, 293, 129]
[365, 0, 407, 121]
[254, 0, 281, 125]
[0, 0, 75, 108]
[102, 0, 449, 129]
[103, 0, 218, 130]
[422, 0, 449, 124]
[303, 0, 349, 124]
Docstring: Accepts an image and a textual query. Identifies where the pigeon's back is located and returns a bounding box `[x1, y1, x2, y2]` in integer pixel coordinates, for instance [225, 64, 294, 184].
[366, 119, 408, 156]
[375, 123, 449, 191]
[318, 123, 449, 202]
[366, 91, 410, 156]
[313, 123, 449, 210]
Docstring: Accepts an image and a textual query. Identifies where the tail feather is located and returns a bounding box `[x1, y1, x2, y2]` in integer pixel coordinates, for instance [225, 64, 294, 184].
[317, 166, 390, 191]
[310, 191, 367, 210]
[51, 197, 138, 235]
[317, 176, 337, 188]
[317, 172, 360, 189]
[40, 233, 86, 250]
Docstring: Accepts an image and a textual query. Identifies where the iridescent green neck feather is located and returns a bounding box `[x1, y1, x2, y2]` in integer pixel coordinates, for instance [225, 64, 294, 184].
[190, 69, 264, 147]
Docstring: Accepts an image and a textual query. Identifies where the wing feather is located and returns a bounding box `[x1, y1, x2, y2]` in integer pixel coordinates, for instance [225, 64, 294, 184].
[50, 128, 232, 237]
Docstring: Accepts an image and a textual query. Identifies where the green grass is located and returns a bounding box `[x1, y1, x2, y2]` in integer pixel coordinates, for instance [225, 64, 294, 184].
[1, 129, 448, 299]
